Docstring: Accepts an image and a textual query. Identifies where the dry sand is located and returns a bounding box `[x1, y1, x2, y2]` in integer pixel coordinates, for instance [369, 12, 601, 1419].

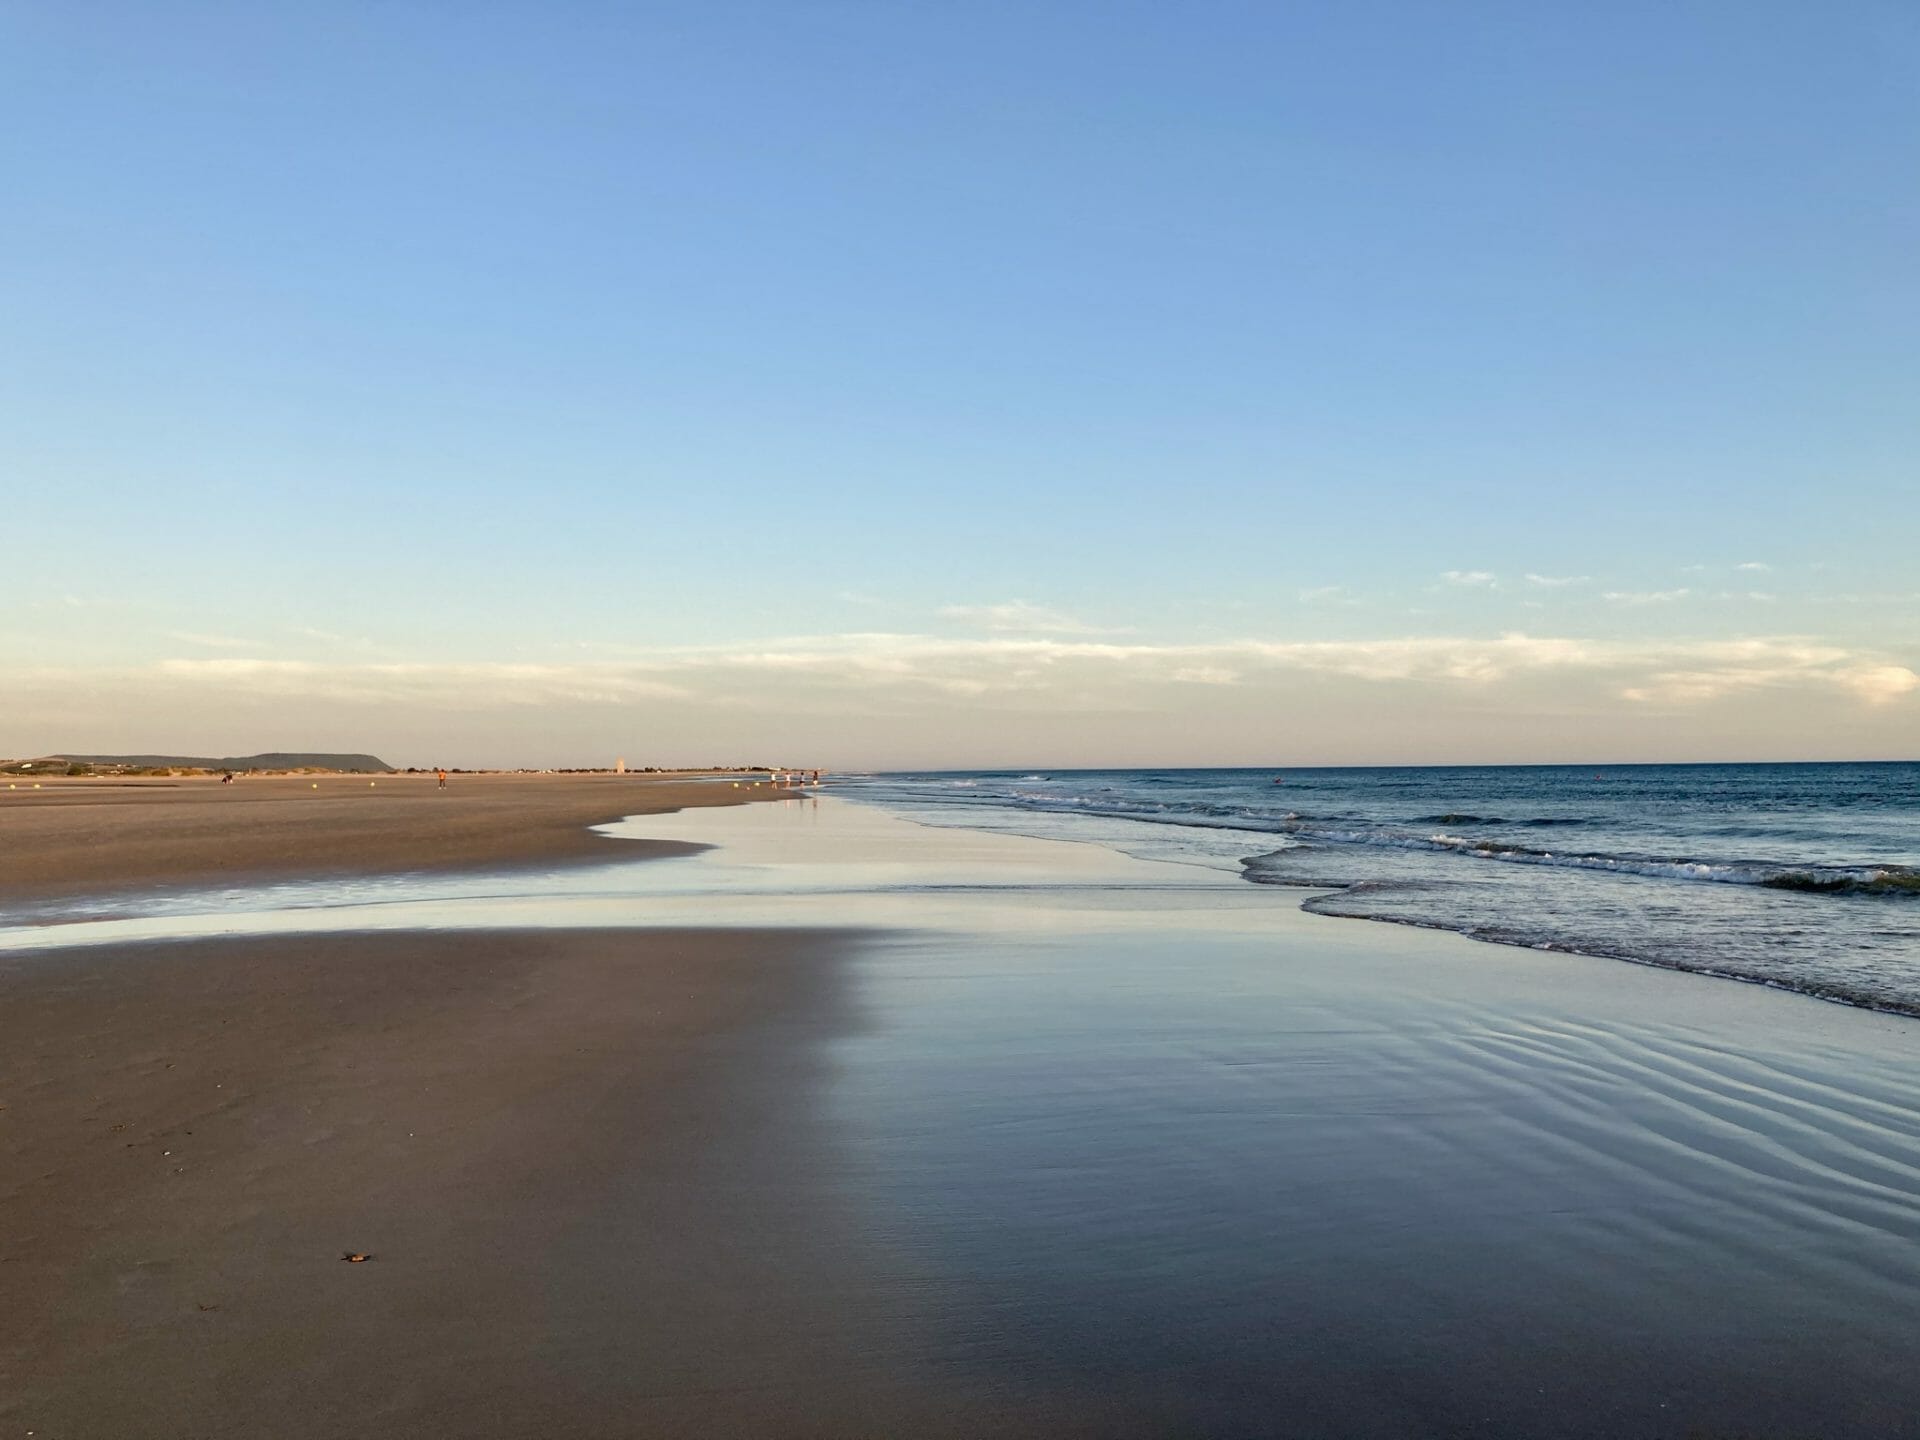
[0, 772, 790, 906]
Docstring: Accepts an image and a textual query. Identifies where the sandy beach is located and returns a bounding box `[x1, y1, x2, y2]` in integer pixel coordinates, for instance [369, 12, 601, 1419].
[0, 772, 786, 909]
[6, 794, 1920, 1437]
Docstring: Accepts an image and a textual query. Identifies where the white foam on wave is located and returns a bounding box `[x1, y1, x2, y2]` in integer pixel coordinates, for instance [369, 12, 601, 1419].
[1267, 825, 1920, 894]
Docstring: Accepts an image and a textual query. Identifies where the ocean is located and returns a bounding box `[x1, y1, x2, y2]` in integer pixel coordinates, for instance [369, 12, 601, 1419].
[843, 762, 1920, 1015]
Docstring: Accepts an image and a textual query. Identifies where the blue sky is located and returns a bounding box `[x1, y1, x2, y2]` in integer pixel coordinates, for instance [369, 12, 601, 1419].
[4, 3, 1916, 766]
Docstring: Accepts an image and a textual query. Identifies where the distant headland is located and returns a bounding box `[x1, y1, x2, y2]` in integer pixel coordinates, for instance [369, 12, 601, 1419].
[3, 752, 395, 776]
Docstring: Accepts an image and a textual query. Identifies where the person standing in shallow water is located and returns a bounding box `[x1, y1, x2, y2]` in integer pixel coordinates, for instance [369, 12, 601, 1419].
[437, 769, 447, 789]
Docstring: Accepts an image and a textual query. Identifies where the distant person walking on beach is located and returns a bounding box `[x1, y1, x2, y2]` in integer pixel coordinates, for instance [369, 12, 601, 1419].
[437, 769, 448, 789]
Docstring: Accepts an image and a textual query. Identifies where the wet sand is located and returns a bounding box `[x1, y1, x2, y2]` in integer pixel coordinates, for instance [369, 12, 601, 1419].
[0, 927, 973, 1437]
[0, 772, 788, 907]
[6, 798, 1920, 1436]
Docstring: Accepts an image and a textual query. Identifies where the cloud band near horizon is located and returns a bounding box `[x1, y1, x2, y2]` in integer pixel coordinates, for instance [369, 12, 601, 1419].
[7, 629, 1916, 769]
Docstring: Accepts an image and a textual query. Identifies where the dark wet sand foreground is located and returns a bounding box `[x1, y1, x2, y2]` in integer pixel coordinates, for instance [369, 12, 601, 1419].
[0, 927, 979, 1437]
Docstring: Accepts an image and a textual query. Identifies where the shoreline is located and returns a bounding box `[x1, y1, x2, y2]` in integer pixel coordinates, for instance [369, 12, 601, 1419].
[1295, 889, 1920, 1021]
[847, 769, 1920, 1020]
[6, 792, 1920, 1435]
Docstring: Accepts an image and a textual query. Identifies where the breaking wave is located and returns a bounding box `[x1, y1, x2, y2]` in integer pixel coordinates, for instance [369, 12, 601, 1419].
[991, 790, 1919, 902]
[1266, 826, 1920, 898]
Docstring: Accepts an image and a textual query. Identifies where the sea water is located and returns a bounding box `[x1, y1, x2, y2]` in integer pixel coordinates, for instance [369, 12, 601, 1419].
[842, 763, 1920, 1015]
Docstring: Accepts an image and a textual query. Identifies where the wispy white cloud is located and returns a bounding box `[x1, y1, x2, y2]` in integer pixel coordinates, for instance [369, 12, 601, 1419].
[1440, 570, 1497, 588]
[97, 630, 1910, 716]
[290, 626, 405, 659]
[939, 601, 1111, 634]
[1839, 666, 1920, 705]
[1737, 561, 1772, 573]
[1603, 589, 1691, 606]
[166, 631, 258, 649]
[1524, 573, 1589, 588]
[152, 658, 694, 707]
[1620, 644, 1919, 707]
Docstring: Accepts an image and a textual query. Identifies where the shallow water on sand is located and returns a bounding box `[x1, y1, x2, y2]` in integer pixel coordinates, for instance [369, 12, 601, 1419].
[829, 921, 1920, 1435]
[8, 798, 1920, 1435]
